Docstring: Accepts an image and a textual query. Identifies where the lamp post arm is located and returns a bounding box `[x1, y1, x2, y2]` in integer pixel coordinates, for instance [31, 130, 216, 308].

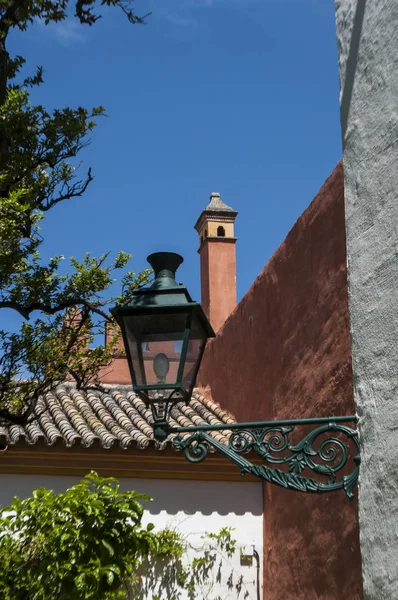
[171, 417, 360, 497]
[170, 415, 357, 433]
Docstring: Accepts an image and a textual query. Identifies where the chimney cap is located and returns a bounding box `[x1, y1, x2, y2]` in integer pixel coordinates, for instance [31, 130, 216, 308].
[206, 192, 236, 213]
[194, 192, 238, 233]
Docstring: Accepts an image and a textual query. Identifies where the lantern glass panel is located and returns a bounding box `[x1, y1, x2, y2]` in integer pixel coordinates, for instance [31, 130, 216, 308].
[181, 313, 208, 393]
[123, 312, 188, 389]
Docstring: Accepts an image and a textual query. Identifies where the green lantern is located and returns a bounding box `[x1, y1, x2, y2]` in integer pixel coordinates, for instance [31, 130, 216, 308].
[111, 252, 215, 438]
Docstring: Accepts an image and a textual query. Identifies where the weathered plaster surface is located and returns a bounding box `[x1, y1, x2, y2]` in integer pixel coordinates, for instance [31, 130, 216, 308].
[335, 1, 398, 598]
[198, 163, 363, 599]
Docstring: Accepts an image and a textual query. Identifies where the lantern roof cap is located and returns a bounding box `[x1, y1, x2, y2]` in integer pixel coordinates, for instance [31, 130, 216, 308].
[111, 252, 215, 338]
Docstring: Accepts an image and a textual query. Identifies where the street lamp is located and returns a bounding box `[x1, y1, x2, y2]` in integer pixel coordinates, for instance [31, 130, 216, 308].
[111, 252, 360, 496]
[111, 252, 215, 441]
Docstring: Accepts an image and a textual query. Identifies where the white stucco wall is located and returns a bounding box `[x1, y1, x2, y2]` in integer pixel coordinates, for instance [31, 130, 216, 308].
[0, 475, 263, 599]
[335, 1, 398, 598]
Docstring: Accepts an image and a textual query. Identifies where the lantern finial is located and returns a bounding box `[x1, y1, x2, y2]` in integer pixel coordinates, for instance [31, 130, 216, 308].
[147, 252, 184, 290]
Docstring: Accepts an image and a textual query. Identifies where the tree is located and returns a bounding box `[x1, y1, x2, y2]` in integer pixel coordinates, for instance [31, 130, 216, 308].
[0, 0, 151, 425]
[0, 472, 242, 600]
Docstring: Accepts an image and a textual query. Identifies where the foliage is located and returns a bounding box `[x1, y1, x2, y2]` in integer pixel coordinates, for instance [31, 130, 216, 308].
[0, 472, 157, 599]
[0, 473, 246, 600]
[0, 0, 151, 424]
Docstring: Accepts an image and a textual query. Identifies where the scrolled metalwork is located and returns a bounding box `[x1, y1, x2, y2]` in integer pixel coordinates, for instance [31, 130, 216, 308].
[229, 427, 293, 459]
[229, 429, 254, 453]
[173, 432, 209, 463]
[287, 423, 356, 480]
[170, 417, 360, 497]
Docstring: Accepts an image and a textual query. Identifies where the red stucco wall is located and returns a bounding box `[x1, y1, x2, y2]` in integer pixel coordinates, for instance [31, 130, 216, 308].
[197, 162, 363, 599]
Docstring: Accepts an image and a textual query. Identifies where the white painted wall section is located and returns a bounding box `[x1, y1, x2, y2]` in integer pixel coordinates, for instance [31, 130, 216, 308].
[335, 1, 398, 598]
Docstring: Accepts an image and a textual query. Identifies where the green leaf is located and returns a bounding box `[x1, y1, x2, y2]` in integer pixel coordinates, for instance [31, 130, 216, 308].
[106, 569, 115, 585]
[75, 573, 86, 590]
[101, 539, 115, 557]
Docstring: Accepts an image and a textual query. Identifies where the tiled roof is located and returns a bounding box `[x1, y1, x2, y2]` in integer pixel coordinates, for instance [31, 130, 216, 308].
[0, 385, 235, 451]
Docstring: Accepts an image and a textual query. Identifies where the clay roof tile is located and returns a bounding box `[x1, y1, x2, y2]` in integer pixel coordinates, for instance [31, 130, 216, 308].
[0, 384, 236, 452]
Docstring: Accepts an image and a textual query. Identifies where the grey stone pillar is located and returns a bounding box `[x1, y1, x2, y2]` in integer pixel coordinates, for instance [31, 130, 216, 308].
[335, 1, 398, 598]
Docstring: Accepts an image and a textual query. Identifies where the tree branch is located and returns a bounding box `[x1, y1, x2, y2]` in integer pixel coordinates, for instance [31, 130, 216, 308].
[40, 167, 93, 212]
[0, 298, 112, 321]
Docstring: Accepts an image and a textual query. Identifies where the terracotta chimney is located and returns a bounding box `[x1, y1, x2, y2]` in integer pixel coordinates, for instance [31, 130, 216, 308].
[194, 192, 238, 332]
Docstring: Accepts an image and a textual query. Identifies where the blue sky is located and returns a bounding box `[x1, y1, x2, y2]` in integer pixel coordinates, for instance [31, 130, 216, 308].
[9, 0, 342, 305]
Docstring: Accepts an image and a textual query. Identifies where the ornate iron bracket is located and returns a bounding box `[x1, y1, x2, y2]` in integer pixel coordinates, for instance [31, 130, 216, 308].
[166, 416, 360, 497]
